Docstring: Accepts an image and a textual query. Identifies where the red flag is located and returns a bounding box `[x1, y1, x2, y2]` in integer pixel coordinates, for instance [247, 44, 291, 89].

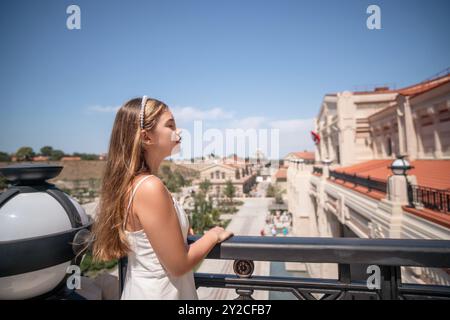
[311, 131, 320, 144]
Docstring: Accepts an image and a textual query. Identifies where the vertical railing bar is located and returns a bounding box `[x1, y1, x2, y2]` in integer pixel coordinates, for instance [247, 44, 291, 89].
[118, 256, 128, 297]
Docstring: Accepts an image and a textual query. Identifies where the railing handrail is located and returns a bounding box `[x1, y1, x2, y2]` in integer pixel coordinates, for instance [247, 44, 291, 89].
[411, 184, 450, 194]
[330, 170, 387, 183]
[312, 166, 323, 175]
[409, 184, 450, 214]
[187, 235, 450, 268]
[329, 170, 387, 193]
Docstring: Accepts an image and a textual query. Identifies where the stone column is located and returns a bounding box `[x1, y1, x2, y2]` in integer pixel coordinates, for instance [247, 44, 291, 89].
[382, 173, 416, 238]
[337, 91, 356, 166]
[387, 175, 409, 204]
[322, 164, 330, 179]
[428, 107, 443, 158]
[401, 96, 418, 160]
[327, 131, 334, 160]
[397, 107, 406, 156]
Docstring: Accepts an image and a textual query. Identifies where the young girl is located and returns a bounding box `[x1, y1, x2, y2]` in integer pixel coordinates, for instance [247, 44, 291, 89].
[92, 96, 233, 300]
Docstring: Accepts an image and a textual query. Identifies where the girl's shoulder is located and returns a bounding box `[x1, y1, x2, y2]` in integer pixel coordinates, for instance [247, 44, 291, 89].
[132, 174, 168, 197]
[131, 175, 175, 218]
[133, 173, 162, 182]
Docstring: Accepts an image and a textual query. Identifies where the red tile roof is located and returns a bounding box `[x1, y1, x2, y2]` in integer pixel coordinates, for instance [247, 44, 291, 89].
[398, 75, 450, 98]
[329, 159, 450, 228]
[345, 74, 450, 98]
[328, 177, 386, 201]
[275, 168, 287, 181]
[333, 159, 450, 190]
[288, 152, 315, 161]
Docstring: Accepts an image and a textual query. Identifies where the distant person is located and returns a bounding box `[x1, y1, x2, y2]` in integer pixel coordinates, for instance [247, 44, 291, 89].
[91, 96, 233, 300]
[260, 228, 266, 236]
[282, 227, 288, 236]
[271, 227, 277, 236]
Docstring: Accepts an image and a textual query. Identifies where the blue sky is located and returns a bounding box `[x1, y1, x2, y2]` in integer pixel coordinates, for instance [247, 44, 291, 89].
[0, 0, 449, 159]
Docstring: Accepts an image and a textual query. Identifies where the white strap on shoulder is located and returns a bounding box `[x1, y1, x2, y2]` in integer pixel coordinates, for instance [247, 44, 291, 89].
[123, 175, 154, 229]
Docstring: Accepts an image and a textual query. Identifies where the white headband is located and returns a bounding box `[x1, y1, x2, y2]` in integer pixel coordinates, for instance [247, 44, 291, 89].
[140, 95, 148, 129]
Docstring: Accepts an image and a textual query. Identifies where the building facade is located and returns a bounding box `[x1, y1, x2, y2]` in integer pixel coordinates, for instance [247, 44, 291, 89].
[315, 74, 450, 166]
[288, 72, 450, 284]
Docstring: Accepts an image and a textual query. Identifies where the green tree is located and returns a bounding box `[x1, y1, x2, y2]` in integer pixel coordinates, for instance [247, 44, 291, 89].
[73, 152, 99, 160]
[0, 151, 11, 162]
[191, 192, 214, 233]
[266, 183, 285, 204]
[161, 165, 177, 192]
[223, 180, 236, 204]
[80, 252, 117, 275]
[199, 179, 211, 194]
[275, 193, 284, 204]
[15, 147, 35, 161]
[160, 165, 189, 193]
[0, 175, 8, 190]
[266, 184, 276, 198]
[174, 171, 186, 187]
[40, 146, 53, 156]
[50, 149, 65, 161]
[161, 165, 172, 176]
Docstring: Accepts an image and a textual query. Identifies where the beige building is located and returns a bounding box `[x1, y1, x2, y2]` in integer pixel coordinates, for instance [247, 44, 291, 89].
[287, 72, 450, 284]
[178, 156, 258, 198]
[315, 73, 450, 165]
[198, 163, 256, 198]
[275, 152, 315, 198]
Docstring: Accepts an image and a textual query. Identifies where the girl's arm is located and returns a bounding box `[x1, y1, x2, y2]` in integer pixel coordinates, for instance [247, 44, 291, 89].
[134, 176, 218, 277]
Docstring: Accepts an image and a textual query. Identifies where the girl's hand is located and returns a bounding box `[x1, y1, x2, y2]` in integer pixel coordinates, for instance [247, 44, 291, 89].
[217, 229, 234, 243]
[206, 226, 234, 243]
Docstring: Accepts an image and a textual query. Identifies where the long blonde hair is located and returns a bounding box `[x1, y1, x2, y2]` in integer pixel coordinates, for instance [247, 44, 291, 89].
[92, 97, 168, 262]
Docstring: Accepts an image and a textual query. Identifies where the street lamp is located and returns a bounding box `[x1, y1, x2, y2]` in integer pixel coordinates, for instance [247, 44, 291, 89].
[298, 158, 305, 171]
[388, 155, 413, 176]
[388, 155, 415, 206]
[322, 158, 333, 166]
[321, 158, 333, 177]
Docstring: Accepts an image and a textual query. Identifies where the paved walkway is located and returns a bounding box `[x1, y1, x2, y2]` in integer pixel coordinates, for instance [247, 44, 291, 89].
[197, 197, 272, 300]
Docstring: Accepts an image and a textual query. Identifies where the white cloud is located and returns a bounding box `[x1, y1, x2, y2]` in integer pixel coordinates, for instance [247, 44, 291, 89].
[208, 116, 315, 157]
[84, 101, 315, 157]
[171, 106, 234, 123]
[230, 116, 267, 129]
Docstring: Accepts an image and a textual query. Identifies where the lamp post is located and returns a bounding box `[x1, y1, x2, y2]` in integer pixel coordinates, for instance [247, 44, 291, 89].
[388, 155, 413, 176]
[322, 158, 333, 178]
[387, 155, 414, 205]
[298, 158, 305, 171]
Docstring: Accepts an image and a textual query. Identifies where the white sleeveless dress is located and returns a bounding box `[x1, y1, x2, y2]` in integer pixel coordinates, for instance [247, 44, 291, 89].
[120, 175, 199, 300]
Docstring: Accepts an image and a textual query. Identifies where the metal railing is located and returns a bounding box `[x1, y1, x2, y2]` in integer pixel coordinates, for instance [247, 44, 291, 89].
[312, 166, 323, 175]
[119, 236, 450, 300]
[329, 170, 387, 193]
[409, 185, 450, 214]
